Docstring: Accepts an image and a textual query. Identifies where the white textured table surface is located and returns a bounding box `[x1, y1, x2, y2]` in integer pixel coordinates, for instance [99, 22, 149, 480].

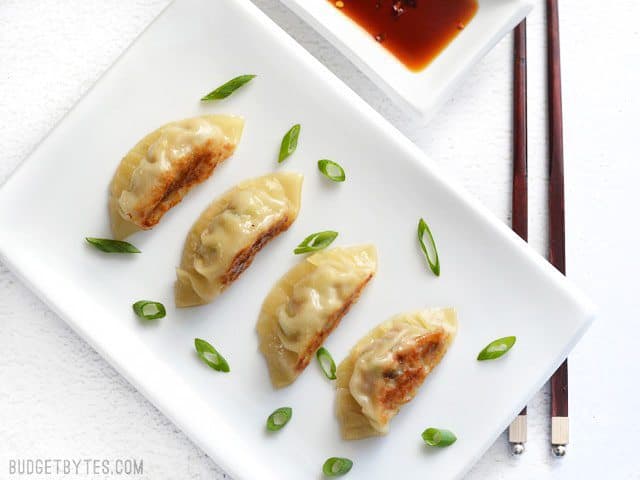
[1, 1, 638, 478]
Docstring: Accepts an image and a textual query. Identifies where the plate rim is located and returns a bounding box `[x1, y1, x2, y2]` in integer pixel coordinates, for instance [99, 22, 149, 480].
[0, 0, 595, 479]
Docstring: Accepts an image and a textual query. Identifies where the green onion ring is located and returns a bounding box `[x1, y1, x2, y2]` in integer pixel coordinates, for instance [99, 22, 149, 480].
[318, 159, 346, 182]
[294, 231, 338, 254]
[194, 338, 230, 372]
[85, 237, 140, 253]
[421, 428, 457, 447]
[322, 457, 353, 476]
[266, 407, 292, 431]
[477, 336, 516, 361]
[132, 300, 166, 320]
[417, 218, 440, 276]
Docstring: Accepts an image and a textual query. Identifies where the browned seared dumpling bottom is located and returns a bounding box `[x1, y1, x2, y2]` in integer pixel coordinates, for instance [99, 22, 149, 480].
[336, 308, 457, 440]
[109, 115, 244, 239]
[257, 245, 377, 388]
[175, 172, 303, 307]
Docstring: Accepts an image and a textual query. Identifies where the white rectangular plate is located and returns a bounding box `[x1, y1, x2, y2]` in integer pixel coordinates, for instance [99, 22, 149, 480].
[279, 0, 533, 117]
[0, 1, 593, 479]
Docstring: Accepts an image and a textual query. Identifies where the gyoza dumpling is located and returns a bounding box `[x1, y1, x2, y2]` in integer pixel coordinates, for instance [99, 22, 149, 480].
[175, 172, 303, 307]
[336, 308, 457, 440]
[109, 115, 244, 239]
[257, 245, 377, 388]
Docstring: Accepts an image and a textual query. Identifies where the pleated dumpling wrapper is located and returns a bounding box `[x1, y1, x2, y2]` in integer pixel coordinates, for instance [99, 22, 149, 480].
[109, 115, 244, 239]
[336, 308, 457, 440]
[175, 172, 303, 307]
[257, 245, 378, 388]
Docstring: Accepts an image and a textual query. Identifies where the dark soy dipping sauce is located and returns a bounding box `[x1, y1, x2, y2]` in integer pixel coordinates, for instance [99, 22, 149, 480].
[330, 0, 479, 72]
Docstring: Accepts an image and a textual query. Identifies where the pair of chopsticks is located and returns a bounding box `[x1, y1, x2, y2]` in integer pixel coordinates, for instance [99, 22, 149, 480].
[507, 0, 569, 456]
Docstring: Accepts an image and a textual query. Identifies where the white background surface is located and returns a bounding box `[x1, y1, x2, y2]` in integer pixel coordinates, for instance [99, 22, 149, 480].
[0, 1, 637, 479]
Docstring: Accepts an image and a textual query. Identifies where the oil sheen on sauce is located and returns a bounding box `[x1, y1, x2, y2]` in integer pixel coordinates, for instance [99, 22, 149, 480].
[330, 0, 479, 72]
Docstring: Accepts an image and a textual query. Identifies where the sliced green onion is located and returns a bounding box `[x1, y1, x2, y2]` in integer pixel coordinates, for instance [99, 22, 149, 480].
[266, 407, 292, 431]
[318, 159, 346, 182]
[201, 74, 256, 101]
[132, 300, 166, 320]
[85, 237, 140, 253]
[194, 338, 230, 372]
[278, 124, 301, 163]
[294, 231, 338, 254]
[422, 428, 457, 447]
[417, 218, 440, 276]
[477, 336, 516, 361]
[316, 347, 337, 380]
[322, 457, 353, 476]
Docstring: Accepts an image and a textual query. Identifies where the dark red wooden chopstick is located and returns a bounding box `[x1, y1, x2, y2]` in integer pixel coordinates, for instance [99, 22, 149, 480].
[507, 19, 528, 456]
[547, 0, 569, 457]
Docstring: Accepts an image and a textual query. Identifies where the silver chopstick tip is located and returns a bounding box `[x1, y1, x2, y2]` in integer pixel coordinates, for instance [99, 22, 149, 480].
[511, 442, 525, 455]
[552, 444, 567, 457]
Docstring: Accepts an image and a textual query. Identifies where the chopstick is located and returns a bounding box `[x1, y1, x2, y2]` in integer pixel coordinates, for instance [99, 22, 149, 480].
[546, 0, 569, 457]
[507, 19, 528, 456]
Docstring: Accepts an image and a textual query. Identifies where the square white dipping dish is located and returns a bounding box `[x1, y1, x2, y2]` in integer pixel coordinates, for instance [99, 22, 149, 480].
[279, 0, 533, 117]
[0, 0, 591, 479]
